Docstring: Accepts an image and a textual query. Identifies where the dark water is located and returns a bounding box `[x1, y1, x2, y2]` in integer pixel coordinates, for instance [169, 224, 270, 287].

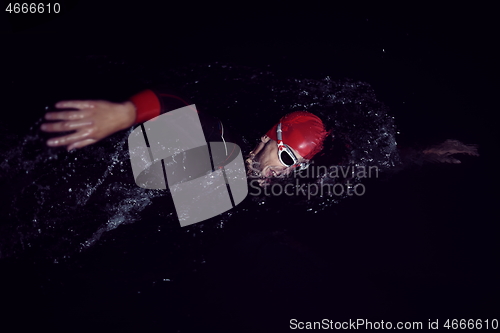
[0, 61, 399, 259]
[1, 10, 498, 332]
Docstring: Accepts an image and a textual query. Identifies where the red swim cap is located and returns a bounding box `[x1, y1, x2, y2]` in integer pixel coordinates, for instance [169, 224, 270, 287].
[266, 111, 329, 160]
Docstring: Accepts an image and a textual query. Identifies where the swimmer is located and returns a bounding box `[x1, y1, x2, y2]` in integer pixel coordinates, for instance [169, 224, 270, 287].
[40, 88, 479, 185]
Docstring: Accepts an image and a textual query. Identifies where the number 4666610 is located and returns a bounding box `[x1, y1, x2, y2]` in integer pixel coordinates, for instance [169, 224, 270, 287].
[6, 3, 60, 13]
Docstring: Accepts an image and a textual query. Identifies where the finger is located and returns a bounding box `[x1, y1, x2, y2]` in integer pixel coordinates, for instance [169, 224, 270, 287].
[447, 146, 479, 156]
[55, 100, 98, 110]
[41, 120, 93, 132]
[67, 139, 97, 151]
[443, 156, 461, 164]
[46, 129, 93, 147]
[45, 109, 93, 121]
[465, 145, 480, 156]
[459, 150, 479, 156]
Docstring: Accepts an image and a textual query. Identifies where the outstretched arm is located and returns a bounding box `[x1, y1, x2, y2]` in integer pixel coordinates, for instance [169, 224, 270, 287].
[40, 88, 193, 151]
[398, 139, 479, 167]
[41, 100, 137, 151]
[421, 139, 479, 163]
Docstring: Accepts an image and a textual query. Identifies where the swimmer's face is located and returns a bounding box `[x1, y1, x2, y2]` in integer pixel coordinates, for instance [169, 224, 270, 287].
[245, 135, 306, 186]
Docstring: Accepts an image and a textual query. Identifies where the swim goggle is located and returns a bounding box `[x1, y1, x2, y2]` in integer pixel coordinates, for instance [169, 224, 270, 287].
[276, 123, 309, 171]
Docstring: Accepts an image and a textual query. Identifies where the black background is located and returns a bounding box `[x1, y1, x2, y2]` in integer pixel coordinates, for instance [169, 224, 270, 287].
[1, 1, 499, 332]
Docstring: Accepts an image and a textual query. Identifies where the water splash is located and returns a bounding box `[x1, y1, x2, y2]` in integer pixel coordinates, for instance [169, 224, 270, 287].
[0, 58, 402, 261]
[0, 124, 167, 260]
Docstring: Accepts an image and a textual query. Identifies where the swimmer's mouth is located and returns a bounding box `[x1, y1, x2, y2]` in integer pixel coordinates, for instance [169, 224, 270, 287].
[263, 168, 282, 178]
[245, 158, 285, 180]
[245, 158, 264, 179]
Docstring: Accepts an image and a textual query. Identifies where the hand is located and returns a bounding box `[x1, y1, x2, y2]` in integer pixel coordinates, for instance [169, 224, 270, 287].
[422, 139, 479, 163]
[41, 100, 136, 151]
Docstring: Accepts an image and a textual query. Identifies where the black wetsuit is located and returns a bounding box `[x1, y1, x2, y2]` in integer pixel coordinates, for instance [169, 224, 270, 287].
[130, 86, 244, 193]
[137, 86, 240, 148]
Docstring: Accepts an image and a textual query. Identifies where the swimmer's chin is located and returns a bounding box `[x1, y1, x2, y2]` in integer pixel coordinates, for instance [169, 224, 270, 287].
[260, 177, 274, 187]
[246, 169, 270, 187]
[245, 165, 270, 187]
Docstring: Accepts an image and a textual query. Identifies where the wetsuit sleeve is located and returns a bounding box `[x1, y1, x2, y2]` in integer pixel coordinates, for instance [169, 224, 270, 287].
[128, 86, 227, 144]
[129, 87, 194, 124]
